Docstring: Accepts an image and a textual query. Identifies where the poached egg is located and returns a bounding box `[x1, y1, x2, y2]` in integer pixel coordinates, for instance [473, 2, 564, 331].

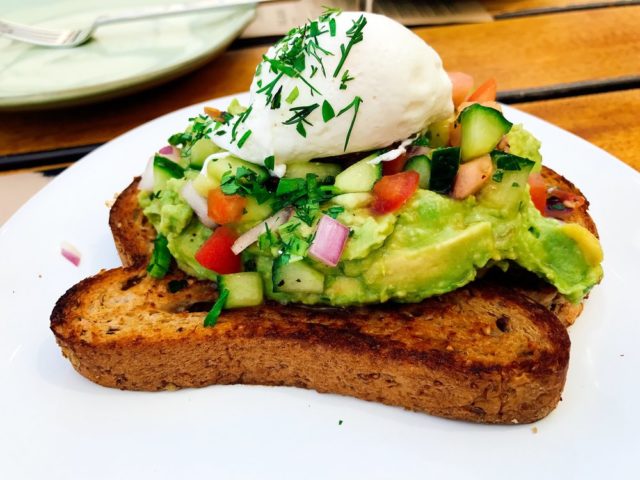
[212, 11, 453, 170]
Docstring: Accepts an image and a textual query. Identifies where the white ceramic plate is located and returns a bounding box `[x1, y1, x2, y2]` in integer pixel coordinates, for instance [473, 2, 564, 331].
[0, 0, 255, 110]
[1, 94, 639, 479]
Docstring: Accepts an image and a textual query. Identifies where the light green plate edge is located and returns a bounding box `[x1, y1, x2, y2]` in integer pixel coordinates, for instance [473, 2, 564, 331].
[0, 6, 255, 111]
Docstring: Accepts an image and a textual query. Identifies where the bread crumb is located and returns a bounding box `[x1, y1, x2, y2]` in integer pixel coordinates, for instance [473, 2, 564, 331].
[445, 345, 454, 351]
[483, 326, 491, 335]
[531, 427, 538, 434]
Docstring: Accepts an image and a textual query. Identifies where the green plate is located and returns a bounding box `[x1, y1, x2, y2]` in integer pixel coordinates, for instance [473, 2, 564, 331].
[0, 0, 255, 110]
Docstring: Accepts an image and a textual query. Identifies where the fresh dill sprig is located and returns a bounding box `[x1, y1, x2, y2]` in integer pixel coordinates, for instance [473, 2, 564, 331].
[333, 15, 367, 78]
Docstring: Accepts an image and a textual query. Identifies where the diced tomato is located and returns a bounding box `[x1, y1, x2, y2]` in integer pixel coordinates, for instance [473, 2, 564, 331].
[207, 187, 247, 224]
[448, 71, 474, 108]
[382, 153, 408, 176]
[528, 173, 547, 214]
[194, 226, 242, 274]
[372, 171, 420, 214]
[467, 78, 497, 103]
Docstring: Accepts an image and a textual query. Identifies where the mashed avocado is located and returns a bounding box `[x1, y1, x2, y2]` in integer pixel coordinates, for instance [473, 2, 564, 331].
[140, 123, 602, 307]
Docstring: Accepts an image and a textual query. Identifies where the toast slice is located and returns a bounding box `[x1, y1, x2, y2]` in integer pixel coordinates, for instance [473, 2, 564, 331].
[109, 166, 597, 326]
[51, 266, 569, 424]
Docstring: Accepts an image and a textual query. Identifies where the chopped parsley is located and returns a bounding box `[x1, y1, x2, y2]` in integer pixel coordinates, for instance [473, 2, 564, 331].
[220, 167, 270, 204]
[322, 100, 335, 122]
[272, 173, 338, 226]
[339, 70, 354, 90]
[264, 155, 275, 171]
[167, 114, 213, 157]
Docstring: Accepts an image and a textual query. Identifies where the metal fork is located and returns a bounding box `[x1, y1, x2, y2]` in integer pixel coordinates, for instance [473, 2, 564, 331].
[0, 0, 277, 48]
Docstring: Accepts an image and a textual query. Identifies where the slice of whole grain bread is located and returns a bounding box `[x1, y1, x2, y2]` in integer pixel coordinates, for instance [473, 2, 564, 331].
[51, 266, 570, 424]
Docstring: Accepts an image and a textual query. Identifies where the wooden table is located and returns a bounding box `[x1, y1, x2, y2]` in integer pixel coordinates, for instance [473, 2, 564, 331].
[0, 0, 638, 222]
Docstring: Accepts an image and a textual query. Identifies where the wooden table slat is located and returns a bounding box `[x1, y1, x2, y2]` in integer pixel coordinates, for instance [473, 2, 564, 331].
[482, 0, 637, 16]
[517, 88, 640, 171]
[0, 6, 639, 164]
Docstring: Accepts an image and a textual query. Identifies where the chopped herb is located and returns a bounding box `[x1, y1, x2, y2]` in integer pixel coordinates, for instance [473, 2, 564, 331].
[283, 103, 320, 138]
[310, 65, 318, 78]
[231, 105, 253, 142]
[168, 279, 188, 293]
[324, 205, 344, 218]
[276, 178, 306, 196]
[285, 86, 300, 104]
[512, 181, 520, 187]
[338, 420, 343, 425]
[147, 235, 171, 279]
[339, 70, 354, 90]
[322, 100, 335, 122]
[237, 130, 252, 149]
[319, 6, 342, 22]
[412, 133, 431, 147]
[329, 17, 337, 36]
[204, 288, 229, 327]
[272, 174, 337, 226]
[264, 155, 275, 171]
[256, 72, 284, 105]
[492, 170, 504, 183]
[167, 114, 213, 157]
[333, 15, 367, 78]
[491, 151, 535, 171]
[220, 167, 270, 203]
[271, 86, 282, 109]
[254, 62, 262, 77]
[337, 96, 363, 150]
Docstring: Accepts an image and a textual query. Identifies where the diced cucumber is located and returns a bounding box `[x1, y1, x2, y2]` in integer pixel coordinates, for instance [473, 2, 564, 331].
[330, 192, 373, 209]
[189, 138, 219, 169]
[238, 196, 273, 225]
[218, 272, 264, 308]
[192, 173, 220, 197]
[285, 162, 341, 182]
[427, 118, 452, 148]
[273, 260, 325, 294]
[404, 155, 431, 189]
[429, 147, 460, 194]
[207, 155, 269, 182]
[153, 155, 184, 191]
[459, 104, 512, 161]
[478, 151, 535, 211]
[334, 154, 382, 193]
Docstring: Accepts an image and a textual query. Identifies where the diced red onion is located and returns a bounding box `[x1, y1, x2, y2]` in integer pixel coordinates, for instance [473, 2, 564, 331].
[61, 242, 81, 266]
[138, 156, 155, 191]
[157, 145, 181, 163]
[181, 181, 216, 229]
[231, 208, 293, 255]
[308, 215, 349, 267]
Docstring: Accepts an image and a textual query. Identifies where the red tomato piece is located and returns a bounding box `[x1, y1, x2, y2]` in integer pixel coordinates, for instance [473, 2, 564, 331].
[382, 153, 408, 176]
[207, 187, 247, 224]
[372, 171, 420, 214]
[528, 173, 547, 215]
[467, 78, 497, 103]
[194, 226, 242, 274]
[448, 71, 475, 108]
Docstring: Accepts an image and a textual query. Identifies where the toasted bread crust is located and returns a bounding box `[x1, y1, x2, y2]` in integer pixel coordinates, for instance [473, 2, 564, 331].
[111, 167, 597, 326]
[51, 267, 569, 424]
[108, 177, 155, 267]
